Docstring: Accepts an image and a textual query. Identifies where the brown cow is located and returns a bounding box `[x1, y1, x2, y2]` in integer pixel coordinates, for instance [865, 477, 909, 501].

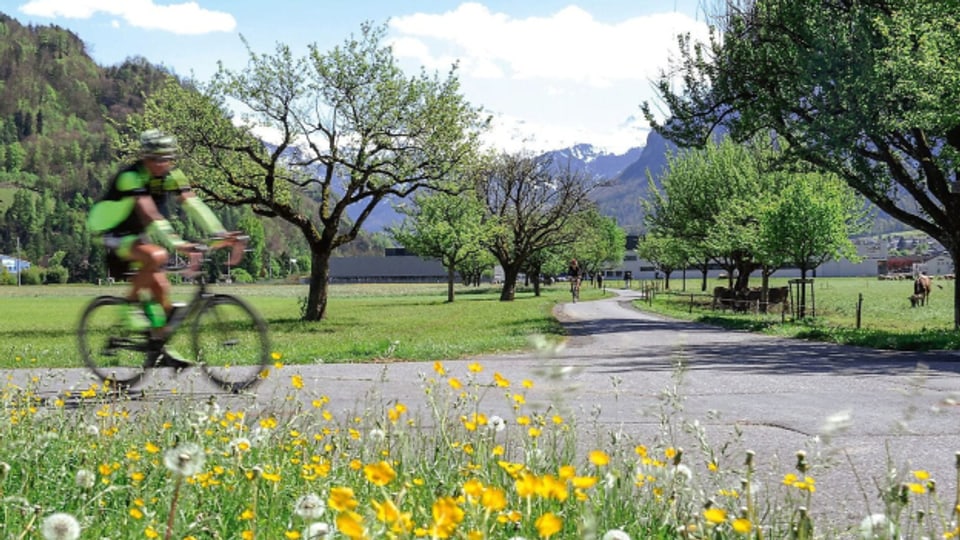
[912, 274, 931, 307]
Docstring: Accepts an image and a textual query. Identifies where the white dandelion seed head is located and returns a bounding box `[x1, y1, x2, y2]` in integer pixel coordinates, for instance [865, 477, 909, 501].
[294, 492, 326, 520]
[368, 429, 386, 442]
[74, 469, 96, 489]
[83, 424, 99, 436]
[488, 415, 506, 432]
[41, 512, 81, 540]
[303, 521, 331, 539]
[602, 529, 632, 540]
[673, 464, 693, 483]
[0, 461, 9, 478]
[163, 443, 205, 477]
[860, 513, 895, 539]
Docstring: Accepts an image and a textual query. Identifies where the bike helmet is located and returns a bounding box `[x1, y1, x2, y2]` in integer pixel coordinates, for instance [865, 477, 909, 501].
[139, 129, 178, 158]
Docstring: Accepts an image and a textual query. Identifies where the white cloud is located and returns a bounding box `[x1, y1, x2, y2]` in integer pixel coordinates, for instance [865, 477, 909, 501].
[18, 0, 236, 35]
[389, 3, 706, 87]
[388, 2, 708, 153]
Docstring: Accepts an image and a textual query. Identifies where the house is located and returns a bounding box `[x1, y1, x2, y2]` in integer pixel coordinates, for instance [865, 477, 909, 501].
[328, 252, 447, 283]
[0, 254, 31, 274]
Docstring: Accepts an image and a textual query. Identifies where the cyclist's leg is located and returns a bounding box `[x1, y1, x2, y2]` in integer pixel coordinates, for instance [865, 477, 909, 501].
[127, 240, 171, 311]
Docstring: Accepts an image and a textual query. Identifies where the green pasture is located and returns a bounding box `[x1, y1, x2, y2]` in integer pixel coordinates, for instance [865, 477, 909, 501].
[0, 282, 603, 370]
[642, 275, 960, 350]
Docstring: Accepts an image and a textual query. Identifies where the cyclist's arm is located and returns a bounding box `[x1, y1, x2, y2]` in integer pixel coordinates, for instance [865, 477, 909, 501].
[134, 195, 190, 252]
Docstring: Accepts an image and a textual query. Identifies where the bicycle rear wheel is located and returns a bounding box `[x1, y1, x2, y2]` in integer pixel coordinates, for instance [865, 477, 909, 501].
[193, 294, 269, 393]
[77, 296, 149, 388]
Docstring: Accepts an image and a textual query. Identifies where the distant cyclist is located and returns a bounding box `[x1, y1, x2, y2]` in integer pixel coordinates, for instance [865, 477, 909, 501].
[87, 129, 241, 364]
[567, 258, 583, 302]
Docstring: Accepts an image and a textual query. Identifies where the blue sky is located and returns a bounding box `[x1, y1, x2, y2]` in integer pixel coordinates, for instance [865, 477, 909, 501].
[7, 1, 713, 153]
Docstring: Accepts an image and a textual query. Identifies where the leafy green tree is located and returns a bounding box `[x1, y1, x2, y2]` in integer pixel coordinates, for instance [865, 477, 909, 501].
[645, 0, 960, 327]
[568, 209, 626, 283]
[135, 23, 485, 320]
[477, 152, 598, 301]
[759, 172, 867, 317]
[636, 233, 691, 290]
[391, 190, 491, 302]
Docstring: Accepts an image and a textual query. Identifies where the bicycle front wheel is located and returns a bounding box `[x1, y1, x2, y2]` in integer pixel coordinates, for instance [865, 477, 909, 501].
[193, 294, 269, 393]
[77, 296, 149, 388]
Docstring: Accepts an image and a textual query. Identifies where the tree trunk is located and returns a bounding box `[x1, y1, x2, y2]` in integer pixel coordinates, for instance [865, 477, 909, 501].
[303, 249, 330, 321]
[532, 262, 542, 297]
[447, 265, 456, 303]
[500, 265, 519, 301]
[951, 246, 960, 330]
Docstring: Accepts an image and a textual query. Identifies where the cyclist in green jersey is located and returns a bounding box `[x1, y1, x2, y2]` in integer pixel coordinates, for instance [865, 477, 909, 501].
[88, 130, 239, 357]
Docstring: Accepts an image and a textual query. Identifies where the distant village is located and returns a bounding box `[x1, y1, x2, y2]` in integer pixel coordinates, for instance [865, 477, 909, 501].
[0, 232, 953, 285]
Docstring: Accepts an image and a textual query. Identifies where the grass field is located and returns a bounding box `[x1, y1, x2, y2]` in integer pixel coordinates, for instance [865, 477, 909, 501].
[639, 275, 960, 350]
[0, 281, 603, 370]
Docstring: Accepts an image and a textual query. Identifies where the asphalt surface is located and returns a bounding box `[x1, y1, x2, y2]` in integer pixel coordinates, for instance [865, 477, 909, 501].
[6, 287, 960, 535]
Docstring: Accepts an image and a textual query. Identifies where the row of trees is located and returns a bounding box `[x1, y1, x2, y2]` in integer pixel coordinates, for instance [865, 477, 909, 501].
[639, 136, 867, 316]
[644, 0, 960, 327]
[137, 23, 620, 319]
[391, 153, 625, 303]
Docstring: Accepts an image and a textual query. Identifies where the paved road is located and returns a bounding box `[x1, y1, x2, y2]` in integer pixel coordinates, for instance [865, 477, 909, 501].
[6, 288, 960, 534]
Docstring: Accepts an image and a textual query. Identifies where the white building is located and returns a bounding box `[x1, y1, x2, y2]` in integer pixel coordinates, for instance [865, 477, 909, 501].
[0, 254, 31, 274]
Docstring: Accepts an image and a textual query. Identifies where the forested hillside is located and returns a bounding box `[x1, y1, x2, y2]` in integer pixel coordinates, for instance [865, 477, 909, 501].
[0, 13, 323, 284]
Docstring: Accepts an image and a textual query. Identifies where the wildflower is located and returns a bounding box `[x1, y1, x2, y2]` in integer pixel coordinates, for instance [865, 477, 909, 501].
[368, 429, 386, 442]
[84, 424, 99, 436]
[488, 415, 506, 432]
[329, 486, 359, 512]
[303, 522, 331, 540]
[336, 510, 367, 539]
[732, 518, 752, 534]
[40, 512, 81, 540]
[292, 375, 304, 389]
[589, 450, 610, 466]
[535, 512, 563, 538]
[294, 493, 326, 521]
[859, 513, 895, 539]
[229, 437, 252, 454]
[704, 507, 727, 524]
[74, 468, 96, 489]
[163, 443, 205, 477]
[364, 461, 397, 486]
[602, 530, 631, 540]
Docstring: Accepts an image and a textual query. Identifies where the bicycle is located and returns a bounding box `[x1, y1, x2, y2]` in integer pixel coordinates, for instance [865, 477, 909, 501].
[571, 277, 581, 303]
[77, 237, 270, 393]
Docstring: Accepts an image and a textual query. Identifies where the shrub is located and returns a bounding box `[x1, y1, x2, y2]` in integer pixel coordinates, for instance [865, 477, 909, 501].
[230, 267, 254, 284]
[20, 266, 44, 285]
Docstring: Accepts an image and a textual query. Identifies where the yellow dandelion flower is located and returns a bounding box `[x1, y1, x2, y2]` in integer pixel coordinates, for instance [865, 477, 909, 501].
[493, 372, 510, 387]
[704, 507, 727, 524]
[337, 510, 367, 539]
[329, 486, 359, 512]
[589, 450, 610, 466]
[433, 361, 446, 376]
[144, 526, 160, 538]
[291, 375, 304, 389]
[665, 447, 677, 460]
[552, 415, 564, 425]
[558, 465, 576, 479]
[572, 476, 598, 489]
[373, 498, 402, 523]
[271, 352, 282, 361]
[129, 508, 143, 519]
[732, 518, 753, 533]
[635, 444, 648, 458]
[240, 508, 255, 520]
[513, 393, 525, 405]
[913, 470, 931, 481]
[481, 487, 507, 511]
[908, 483, 926, 494]
[516, 415, 531, 426]
[363, 461, 397, 487]
[448, 377, 462, 390]
[241, 531, 254, 540]
[535, 512, 563, 538]
[284, 531, 301, 539]
[468, 362, 483, 372]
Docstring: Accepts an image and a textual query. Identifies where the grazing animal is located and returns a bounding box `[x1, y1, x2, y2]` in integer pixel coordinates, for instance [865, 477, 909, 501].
[913, 274, 932, 307]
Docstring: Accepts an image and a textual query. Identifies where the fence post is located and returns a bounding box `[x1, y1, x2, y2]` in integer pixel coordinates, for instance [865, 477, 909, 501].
[856, 293, 863, 329]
